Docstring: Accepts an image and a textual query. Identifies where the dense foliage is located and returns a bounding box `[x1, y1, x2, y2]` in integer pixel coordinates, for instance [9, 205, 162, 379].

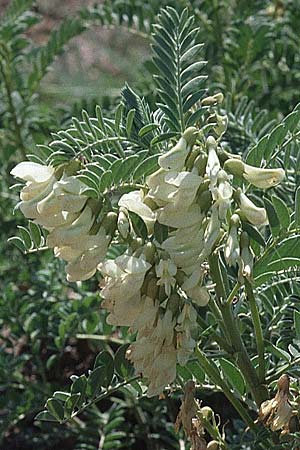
[1, 1, 300, 449]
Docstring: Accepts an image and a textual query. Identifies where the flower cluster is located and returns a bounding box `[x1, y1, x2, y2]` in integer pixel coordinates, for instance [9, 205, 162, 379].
[11, 118, 285, 397]
[11, 161, 116, 281]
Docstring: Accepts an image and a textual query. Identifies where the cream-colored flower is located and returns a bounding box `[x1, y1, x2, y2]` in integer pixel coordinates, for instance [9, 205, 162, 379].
[62, 229, 112, 282]
[182, 268, 210, 306]
[157, 203, 203, 228]
[98, 254, 151, 326]
[165, 170, 202, 208]
[213, 170, 233, 220]
[156, 259, 177, 296]
[176, 303, 198, 365]
[47, 205, 94, 248]
[243, 164, 285, 189]
[206, 136, 220, 189]
[147, 168, 177, 206]
[11, 161, 54, 183]
[128, 309, 177, 397]
[118, 190, 156, 233]
[158, 136, 189, 171]
[238, 192, 268, 226]
[224, 214, 240, 267]
[37, 174, 87, 216]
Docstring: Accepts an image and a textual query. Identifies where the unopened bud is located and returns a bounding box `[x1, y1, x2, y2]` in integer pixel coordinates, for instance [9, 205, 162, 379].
[194, 153, 208, 176]
[200, 406, 213, 420]
[143, 242, 156, 263]
[102, 211, 118, 235]
[117, 208, 130, 239]
[198, 190, 213, 213]
[224, 158, 245, 177]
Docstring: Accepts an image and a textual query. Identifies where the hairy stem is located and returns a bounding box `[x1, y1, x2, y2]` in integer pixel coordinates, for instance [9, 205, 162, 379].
[245, 279, 265, 383]
[195, 347, 255, 429]
[208, 253, 267, 406]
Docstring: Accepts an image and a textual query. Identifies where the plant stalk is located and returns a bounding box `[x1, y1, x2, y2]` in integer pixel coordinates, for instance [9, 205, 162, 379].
[244, 279, 265, 383]
[195, 347, 255, 429]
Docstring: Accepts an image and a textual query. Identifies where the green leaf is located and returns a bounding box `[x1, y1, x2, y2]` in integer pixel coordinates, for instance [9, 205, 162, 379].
[295, 186, 300, 229]
[272, 195, 290, 230]
[254, 235, 300, 285]
[264, 198, 280, 238]
[46, 398, 65, 422]
[8, 236, 26, 253]
[186, 360, 205, 383]
[241, 222, 265, 247]
[34, 411, 57, 422]
[126, 109, 136, 137]
[93, 351, 114, 388]
[29, 221, 42, 247]
[219, 358, 245, 395]
[294, 310, 300, 337]
[17, 226, 32, 249]
[87, 367, 106, 397]
[114, 344, 134, 379]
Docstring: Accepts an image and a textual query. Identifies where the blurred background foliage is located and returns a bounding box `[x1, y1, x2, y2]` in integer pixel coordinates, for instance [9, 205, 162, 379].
[1, 1, 300, 449]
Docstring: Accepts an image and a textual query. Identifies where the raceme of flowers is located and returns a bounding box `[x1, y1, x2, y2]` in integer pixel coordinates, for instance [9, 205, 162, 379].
[11, 123, 285, 396]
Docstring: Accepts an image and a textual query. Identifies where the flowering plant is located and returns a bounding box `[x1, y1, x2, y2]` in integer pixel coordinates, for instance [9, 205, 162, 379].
[9, 6, 300, 450]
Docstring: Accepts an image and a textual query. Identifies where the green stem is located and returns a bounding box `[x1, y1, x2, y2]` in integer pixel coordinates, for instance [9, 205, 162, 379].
[244, 280, 265, 384]
[195, 348, 255, 429]
[208, 253, 267, 406]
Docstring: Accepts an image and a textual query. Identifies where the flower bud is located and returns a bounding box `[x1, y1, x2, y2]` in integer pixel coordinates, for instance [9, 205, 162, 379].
[194, 153, 208, 176]
[101, 211, 118, 235]
[117, 208, 130, 239]
[182, 126, 198, 147]
[238, 231, 253, 281]
[200, 406, 214, 420]
[223, 158, 245, 177]
[225, 214, 241, 267]
[206, 136, 220, 188]
[197, 190, 213, 213]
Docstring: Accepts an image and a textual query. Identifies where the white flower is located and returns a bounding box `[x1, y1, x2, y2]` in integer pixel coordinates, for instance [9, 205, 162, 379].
[182, 268, 210, 306]
[47, 205, 94, 248]
[224, 214, 240, 267]
[118, 190, 156, 233]
[206, 136, 220, 189]
[239, 192, 268, 226]
[60, 228, 112, 282]
[213, 170, 233, 220]
[147, 168, 177, 206]
[11, 162, 54, 183]
[176, 304, 198, 365]
[164, 170, 202, 208]
[98, 254, 151, 326]
[158, 136, 189, 171]
[157, 203, 203, 228]
[243, 164, 285, 189]
[156, 259, 177, 296]
[162, 226, 205, 274]
[37, 174, 87, 216]
[201, 206, 220, 260]
[128, 309, 177, 397]
[238, 232, 253, 280]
